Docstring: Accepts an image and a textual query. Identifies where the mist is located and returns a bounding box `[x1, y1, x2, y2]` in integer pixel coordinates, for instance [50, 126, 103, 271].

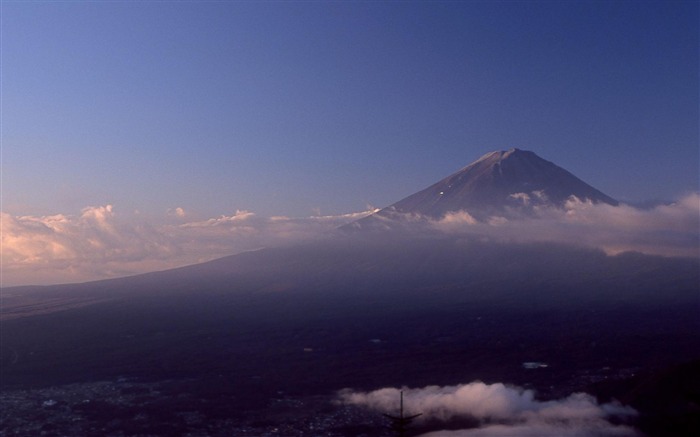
[0, 206, 375, 286]
[340, 381, 640, 437]
[1, 193, 697, 286]
[430, 193, 700, 258]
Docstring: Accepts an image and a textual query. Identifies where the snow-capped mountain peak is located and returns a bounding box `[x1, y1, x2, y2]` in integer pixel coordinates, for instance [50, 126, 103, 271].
[347, 149, 618, 229]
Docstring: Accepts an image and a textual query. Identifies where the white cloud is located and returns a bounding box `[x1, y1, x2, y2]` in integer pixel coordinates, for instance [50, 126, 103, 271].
[509, 192, 531, 205]
[421, 422, 637, 437]
[339, 381, 640, 437]
[439, 210, 479, 226]
[181, 209, 256, 227]
[1, 205, 183, 285]
[167, 207, 186, 218]
[430, 193, 700, 258]
[0, 205, 376, 286]
[1, 194, 697, 286]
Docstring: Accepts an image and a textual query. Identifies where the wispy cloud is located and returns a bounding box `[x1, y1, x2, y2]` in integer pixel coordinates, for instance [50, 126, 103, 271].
[339, 381, 640, 437]
[430, 193, 700, 258]
[1, 205, 181, 285]
[0, 205, 375, 286]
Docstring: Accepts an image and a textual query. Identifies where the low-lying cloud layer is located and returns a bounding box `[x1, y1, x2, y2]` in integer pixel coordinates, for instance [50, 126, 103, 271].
[0, 205, 375, 286]
[339, 381, 640, 437]
[1, 193, 697, 286]
[431, 193, 700, 258]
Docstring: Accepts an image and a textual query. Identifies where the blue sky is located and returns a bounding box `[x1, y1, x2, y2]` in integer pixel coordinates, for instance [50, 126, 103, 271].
[2, 1, 697, 220]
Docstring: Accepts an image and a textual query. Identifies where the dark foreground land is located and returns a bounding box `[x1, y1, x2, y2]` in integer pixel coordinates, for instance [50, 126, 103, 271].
[2, 238, 699, 436]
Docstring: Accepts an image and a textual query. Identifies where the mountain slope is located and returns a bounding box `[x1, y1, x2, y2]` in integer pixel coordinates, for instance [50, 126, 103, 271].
[1, 237, 698, 393]
[348, 148, 618, 228]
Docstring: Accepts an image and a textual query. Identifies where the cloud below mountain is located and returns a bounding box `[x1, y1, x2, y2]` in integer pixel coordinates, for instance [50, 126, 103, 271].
[430, 193, 699, 257]
[0, 206, 375, 286]
[339, 381, 640, 437]
[1, 194, 697, 286]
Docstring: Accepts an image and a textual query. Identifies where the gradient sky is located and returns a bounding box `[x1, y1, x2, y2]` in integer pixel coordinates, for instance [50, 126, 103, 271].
[2, 0, 698, 220]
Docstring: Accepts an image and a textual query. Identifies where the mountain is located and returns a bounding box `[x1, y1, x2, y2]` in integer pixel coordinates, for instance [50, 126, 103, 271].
[2, 237, 697, 388]
[347, 148, 618, 229]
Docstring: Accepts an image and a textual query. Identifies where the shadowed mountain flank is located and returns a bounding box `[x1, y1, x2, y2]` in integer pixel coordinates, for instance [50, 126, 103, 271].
[2, 237, 697, 389]
[347, 149, 618, 229]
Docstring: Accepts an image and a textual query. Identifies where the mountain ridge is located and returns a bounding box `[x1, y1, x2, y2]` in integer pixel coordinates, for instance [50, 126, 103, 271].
[347, 148, 618, 229]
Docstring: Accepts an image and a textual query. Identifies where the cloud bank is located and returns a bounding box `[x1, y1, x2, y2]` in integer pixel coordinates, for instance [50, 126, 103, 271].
[1, 194, 697, 286]
[339, 381, 640, 437]
[430, 193, 700, 258]
[0, 205, 375, 286]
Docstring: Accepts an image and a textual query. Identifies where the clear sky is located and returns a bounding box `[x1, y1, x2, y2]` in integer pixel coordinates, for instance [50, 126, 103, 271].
[3, 0, 698, 220]
[1, 1, 699, 286]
